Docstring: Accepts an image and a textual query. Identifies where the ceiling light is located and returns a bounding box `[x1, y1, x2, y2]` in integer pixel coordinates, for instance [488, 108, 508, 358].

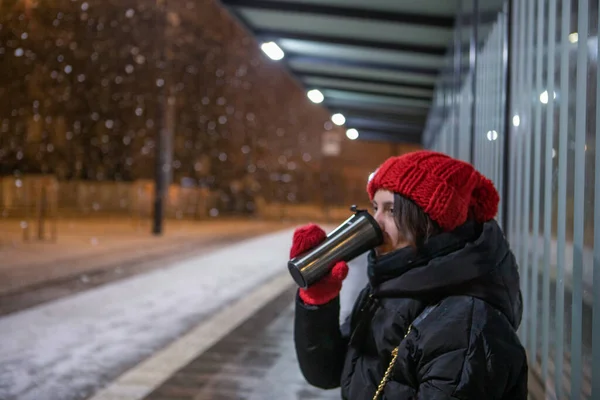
[486, 130, 498, 141]
[331, 113, 346, 126]
[260, 42, 284, 61]
[539, 90, 556, 104]
[569, 32, 579, 43]
[346, 128, 359, 140]
[512, 115, 520, 127]
[307, 89, 324, 104]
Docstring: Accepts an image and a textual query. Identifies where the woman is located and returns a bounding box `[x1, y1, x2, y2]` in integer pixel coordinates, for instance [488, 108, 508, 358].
[291, 151, 527, 399]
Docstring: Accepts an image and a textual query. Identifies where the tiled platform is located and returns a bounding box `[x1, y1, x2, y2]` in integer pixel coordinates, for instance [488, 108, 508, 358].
[144, 287, 341, 400]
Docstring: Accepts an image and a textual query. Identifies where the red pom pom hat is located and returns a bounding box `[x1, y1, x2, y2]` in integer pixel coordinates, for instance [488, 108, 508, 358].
[367, 150, 499, 232]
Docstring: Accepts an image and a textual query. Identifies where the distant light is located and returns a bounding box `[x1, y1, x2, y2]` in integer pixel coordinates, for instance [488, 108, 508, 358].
[307, 89, 324, 104]
[512, 115, 521, 127]
[486, 130, 498, 141]
[346, 128, 359, 140]
[540, 90, 556, 104]
[260, 42, 284, 61]
[569, 32, 579, 43]
[331, 113, 346, 126]
[552, 148, 556, 158]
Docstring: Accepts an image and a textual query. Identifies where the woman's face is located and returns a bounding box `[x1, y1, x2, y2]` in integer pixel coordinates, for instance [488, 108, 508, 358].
[372, 189, 410, 256]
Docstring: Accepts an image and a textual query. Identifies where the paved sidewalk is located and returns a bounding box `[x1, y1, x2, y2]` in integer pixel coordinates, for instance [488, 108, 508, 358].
[144, 287, 340, 400]
[138, 258, 372, 400]
[90, 255, 368, 400]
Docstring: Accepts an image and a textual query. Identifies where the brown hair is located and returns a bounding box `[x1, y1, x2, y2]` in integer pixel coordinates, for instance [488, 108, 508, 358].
[393, 193, 442, 249]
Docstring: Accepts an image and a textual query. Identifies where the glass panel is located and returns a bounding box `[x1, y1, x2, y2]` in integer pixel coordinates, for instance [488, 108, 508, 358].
[424, 0, 598, 398]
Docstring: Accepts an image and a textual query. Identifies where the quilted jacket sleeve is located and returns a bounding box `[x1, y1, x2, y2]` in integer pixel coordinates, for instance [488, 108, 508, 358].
[294, 293, 349, 389]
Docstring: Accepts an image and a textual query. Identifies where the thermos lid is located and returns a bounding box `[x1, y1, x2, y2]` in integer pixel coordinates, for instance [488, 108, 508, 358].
[288, 263, 307, 288]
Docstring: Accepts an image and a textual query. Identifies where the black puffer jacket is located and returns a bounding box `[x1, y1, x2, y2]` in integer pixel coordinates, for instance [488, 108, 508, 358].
[294, 220, 528, 399]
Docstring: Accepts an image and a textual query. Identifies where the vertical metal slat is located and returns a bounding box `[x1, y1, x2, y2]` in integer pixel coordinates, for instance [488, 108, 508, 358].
[489, 19, 494, 184]
[593, 1, 600, 395]
[515, 0, 526, 343]
[529, 0, 545, 360]
[475, 44, 482, 170]
[469, 0, 479, 165]
[571, 0, 588, 396]
[482, 26, 488, 175]
[508, 0, 519, 242]
[494, 18, 501, 196]
[542, 0, 557, 382]
[555, 0, 571, 396]
[512, 0, 524, 244]
[521, 0, 536, 347]
[498, 8, 508, 229]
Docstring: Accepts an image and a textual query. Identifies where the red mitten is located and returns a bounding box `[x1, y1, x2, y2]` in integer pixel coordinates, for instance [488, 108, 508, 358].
[290, 223, 327, 259]
[298, 261, 348, 305]
[290, 224, 349, 306]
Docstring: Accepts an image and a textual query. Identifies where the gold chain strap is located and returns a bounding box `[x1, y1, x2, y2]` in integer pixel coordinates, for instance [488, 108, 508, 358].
[372, 325, 412, 400]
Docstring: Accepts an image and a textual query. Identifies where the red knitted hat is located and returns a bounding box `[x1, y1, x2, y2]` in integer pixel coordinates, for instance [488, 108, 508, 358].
[367, 150, 499, 231]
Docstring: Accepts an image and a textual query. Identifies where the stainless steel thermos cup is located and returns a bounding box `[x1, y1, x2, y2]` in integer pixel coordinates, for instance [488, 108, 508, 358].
[287, 206, 383, 289]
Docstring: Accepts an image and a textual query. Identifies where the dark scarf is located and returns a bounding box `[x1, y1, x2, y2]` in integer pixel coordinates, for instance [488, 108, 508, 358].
[367, 220, 481, 287]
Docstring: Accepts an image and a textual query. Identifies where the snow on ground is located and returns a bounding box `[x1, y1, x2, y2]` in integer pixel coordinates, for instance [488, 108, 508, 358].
[0, 228, 297, 400]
